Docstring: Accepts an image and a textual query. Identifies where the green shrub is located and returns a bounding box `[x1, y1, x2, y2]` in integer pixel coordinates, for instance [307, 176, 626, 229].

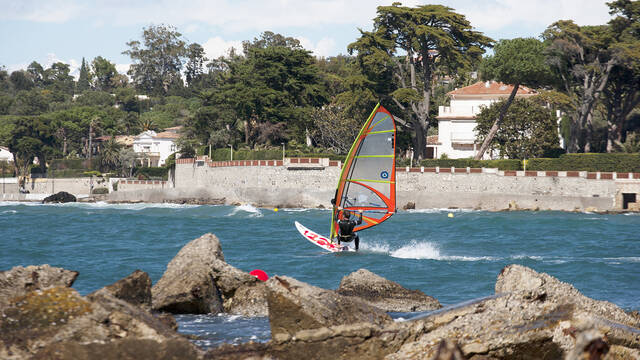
[92, 187, 109, 194]
[527, 153, 640, 172]
[135, 166, 168, 180]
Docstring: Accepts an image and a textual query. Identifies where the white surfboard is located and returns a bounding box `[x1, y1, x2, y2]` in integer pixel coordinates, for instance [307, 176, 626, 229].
[295, 221, 355, 253]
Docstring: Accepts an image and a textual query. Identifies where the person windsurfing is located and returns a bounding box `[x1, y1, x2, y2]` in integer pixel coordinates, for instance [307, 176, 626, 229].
[335, 209, 363, 250]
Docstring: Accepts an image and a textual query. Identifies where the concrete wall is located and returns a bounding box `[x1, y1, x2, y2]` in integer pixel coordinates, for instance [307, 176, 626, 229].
[3, 158, 639, 212]
[167, 159, 640, 211]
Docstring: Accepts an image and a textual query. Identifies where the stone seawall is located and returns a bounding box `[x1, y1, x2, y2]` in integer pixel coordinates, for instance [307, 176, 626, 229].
[166, 158, 640, 211]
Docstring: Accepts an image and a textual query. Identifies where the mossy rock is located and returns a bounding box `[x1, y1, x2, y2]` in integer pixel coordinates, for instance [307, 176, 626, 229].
[0, 287, 92, 346]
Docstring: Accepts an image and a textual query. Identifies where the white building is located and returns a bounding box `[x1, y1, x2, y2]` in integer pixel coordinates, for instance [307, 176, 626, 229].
[0, 146, 14, 163]
[434, 81, 537, 159]
[133, 126, 181, 166]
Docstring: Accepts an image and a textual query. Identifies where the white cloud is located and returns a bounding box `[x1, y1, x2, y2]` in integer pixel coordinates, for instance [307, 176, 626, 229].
[442, 0, 613, 35]
[297, 37, 337, 57]
[1, 0, 84, 23]
[115, 63, 130, 76]
[202, 36, 243, 59]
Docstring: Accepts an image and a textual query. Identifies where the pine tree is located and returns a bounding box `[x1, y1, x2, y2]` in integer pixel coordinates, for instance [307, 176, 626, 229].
[76, 57, 91, 93]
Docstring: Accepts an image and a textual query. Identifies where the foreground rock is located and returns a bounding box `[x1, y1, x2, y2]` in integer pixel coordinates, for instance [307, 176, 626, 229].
[0, 285, 200, 359]
[337, 269, 441, 312]
[152, 233, 267, 316]
[214, 265, 640, 360]
[152, 234, 225, 314]
[0, 265, 78, 308]
[89, 270, 152, 309]
[42, 191, 76, 203]
[386, 265, 640, 359]
[265, 275, 392, 338]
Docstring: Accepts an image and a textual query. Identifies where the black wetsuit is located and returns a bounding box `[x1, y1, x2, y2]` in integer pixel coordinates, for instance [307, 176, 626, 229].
[335, 212, 363, 250]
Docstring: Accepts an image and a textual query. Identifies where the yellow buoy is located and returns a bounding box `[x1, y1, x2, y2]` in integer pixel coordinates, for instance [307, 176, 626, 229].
[448, 213, 454, 218]
[274, 208, 279, 212]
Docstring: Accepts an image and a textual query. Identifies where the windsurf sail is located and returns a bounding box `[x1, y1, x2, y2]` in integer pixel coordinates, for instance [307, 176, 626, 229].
[330, 103, 397, 240]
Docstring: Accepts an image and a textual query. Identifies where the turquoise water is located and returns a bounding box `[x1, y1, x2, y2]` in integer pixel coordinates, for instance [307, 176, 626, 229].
[1, 202, 639, 347]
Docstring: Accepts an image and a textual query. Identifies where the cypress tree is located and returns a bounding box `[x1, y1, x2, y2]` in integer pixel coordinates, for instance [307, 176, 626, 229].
[76, 57, 91, 93]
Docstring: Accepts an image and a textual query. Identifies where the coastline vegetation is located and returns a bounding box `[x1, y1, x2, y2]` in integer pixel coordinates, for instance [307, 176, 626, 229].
[0, 2, 638, 179]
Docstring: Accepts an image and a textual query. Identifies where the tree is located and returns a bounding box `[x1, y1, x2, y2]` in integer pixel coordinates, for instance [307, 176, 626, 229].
[543, 21, 618, 152]
[8, 116, 57, 177]
[209, 32, 326, 147]
[474, 37, 553, 159]
[9, 71, 34, 91]
[91, 56, 117, 92]
[309, 104, 362, 153]
[10, 89, 49, 115]
[44, 62, 75, 94]
[185, 43, 207, 88]
[77, 57, 92, 92]
[475, 98, 559, 159]
[123, 24, 187, 95]
[26, 62, 45, 88]
[99, 137, 122, 172]
[602, 0, 640, 152]
[348, 4, 493, 159]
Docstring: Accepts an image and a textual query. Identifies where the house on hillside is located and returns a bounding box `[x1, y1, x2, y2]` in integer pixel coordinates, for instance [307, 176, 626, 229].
[0, 146, 14, 163]
[433, 81, 538, 159]
[133, 126, 181, 166]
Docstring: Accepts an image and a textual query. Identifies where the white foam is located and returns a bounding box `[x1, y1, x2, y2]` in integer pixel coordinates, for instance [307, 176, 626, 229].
[511, 254, 543, 261]
[1, 210, 17, 214]
[389, 241, 497, 261]
[404, 208, 475, 214]
[604, 257, 640, 263]
[282, 208, 311, 212]
[227, 204, 263, 217]
[360, 242, 391, 254]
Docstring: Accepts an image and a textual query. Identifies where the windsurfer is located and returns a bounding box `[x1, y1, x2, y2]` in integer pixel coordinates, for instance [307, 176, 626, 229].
[335, 209, 363, 250]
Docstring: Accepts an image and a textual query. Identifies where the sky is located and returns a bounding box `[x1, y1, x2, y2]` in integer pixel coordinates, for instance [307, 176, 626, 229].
[0, 0, 615, 78]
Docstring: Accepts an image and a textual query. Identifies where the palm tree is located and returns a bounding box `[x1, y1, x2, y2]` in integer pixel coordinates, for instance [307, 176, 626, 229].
[99, 137, 122, 173]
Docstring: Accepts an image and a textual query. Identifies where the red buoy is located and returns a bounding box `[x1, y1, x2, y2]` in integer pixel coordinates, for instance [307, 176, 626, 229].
[250, 269, 269, 281]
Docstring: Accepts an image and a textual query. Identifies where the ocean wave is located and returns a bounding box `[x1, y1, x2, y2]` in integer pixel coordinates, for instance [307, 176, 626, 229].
[282, 208, 312, 213]
[510, 255, 544, 261]
[404, 208, 476, 214]
[604, 257, 640, 263]
[1, 209, 17, 214]
[388, 241, 497, 261]
[226, 204, 263, 217]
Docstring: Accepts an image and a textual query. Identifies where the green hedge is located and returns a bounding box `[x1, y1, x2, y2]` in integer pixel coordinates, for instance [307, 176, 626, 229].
[526, 153, 640, 172]
[135, 166, 168, 180]
[49, 158, 99, 170]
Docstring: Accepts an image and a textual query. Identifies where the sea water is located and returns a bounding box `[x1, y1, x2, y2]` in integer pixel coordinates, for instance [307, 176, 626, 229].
[1, 202, 639, 348]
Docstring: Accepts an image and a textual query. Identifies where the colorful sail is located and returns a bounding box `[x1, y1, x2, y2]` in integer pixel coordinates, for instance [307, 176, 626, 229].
[330, 103, 397, 239]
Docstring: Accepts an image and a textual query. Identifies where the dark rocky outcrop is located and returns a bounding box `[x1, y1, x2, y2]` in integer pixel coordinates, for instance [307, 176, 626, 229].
[265, 275, 392, 338]
[42, 191, 76, 203]
[89, 270, 152, 309]
[402, 201, 416, 210]
[0, 264, 78, 308]
[337, 269, 441, 312]
[152, 233, 268, 316]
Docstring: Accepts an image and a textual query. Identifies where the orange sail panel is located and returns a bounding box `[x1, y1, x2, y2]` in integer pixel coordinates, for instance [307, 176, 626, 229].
[331, 104, 397, 239]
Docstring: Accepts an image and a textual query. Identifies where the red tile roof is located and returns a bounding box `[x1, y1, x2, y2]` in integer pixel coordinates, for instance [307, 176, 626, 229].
[448, 81, 536, 96]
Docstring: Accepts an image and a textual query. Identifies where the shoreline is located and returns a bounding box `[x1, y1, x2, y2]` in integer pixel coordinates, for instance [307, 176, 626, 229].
[1, 195, 638, 215]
